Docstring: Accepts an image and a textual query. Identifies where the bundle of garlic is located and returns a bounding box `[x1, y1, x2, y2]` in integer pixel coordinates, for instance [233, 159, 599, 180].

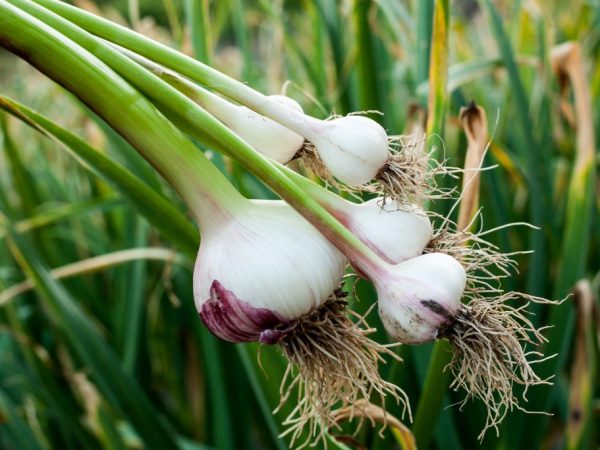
[0, 1, 556, 447]
[256, 103, 555, 441]
[117, 39, 553, 444]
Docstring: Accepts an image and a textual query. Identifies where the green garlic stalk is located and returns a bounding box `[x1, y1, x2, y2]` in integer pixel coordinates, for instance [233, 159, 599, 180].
[31, 0, 443, 202]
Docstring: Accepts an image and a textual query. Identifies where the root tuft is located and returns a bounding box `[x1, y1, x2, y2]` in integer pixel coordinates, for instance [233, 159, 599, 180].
[296, 139, 331, 181]
[275, 294, 410, 448]
[372, 134, 459, 204]
[426, 220, 519, 298]
[428, 218, 560, 440]
[441, 294, 556, 440]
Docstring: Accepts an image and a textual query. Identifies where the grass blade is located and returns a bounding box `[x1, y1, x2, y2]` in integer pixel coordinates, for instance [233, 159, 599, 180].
[353, 0, 381, 116]
[415, 0, 434, 85]
[425, 0, 449, 160]
[0, 95, 198, 258]
[521, 40, 598, 450]
[0, 390, 46, 450]
[113, 216, 149, 373]
[0, 247, 183, 306]
[3, 218, 180, 449]
[566, 280, 597, 450]
[0, 114, 41, 218]
[184, 0, 211, 64]
[480, 0, 549, 296]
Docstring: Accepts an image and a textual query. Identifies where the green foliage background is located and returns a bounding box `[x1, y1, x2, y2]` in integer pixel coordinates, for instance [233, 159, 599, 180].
[0, 0, 599, 449]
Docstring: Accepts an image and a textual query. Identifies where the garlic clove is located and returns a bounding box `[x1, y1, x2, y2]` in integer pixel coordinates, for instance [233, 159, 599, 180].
[345, 198, 433, 264]
[310, 116, 389, 186]
[375, 253, 466, 344]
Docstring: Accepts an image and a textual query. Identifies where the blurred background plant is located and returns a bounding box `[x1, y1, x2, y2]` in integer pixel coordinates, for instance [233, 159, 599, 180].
[0, 0, 599, 449]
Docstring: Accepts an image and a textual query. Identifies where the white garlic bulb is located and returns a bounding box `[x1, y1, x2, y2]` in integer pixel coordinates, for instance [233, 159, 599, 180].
[193, 200, 346, 342]
[309, 116, 389, 186]
[375, 253, 466, 344]
[205, 94, 305, 163]
[342, 197, 432, 263]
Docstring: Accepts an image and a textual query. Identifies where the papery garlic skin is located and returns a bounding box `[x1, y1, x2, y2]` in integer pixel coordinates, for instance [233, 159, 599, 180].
[341, 198, 433, 264]
[193, 200, 347, 337]
[375, 253, 466, 344]
[200, 280, 288, 343]
[212, 95, 304, 164]
[309, 116, 389, 186]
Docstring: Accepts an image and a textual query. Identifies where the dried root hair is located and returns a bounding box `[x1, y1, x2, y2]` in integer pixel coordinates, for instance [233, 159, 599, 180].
[275, 291, 410, 448]
[426, 214, 522, 297]
[296, 138, 331, 181]
[371, 134, 460, 205]
[440, 293, 555, 440]
[427, 215, 560, 440]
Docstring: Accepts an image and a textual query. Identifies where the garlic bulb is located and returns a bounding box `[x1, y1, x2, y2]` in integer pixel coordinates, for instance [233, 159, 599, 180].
[340, 198, 433, 264]
[375, 253, 466, 344]
[309, 116, 390, 186]
[206, 94, 304, 164]
[194, 199, 346, 343]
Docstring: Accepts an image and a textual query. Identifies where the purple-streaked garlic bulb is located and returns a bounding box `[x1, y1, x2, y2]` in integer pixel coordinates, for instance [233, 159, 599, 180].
[193, 199, 346, 343]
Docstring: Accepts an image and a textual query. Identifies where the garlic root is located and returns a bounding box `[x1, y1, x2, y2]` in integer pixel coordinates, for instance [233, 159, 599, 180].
[275, 293, 410, 448]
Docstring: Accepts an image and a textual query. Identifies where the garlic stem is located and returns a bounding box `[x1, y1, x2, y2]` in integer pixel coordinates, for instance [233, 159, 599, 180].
[20, 0, 416, 280]
[120, 48, 303, 163]
[34, 0, 392, 185]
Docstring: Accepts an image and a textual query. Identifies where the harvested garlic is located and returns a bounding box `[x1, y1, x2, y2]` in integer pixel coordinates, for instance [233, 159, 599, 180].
[194, 199, 346, 342]
[374, 253, 466, 344]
